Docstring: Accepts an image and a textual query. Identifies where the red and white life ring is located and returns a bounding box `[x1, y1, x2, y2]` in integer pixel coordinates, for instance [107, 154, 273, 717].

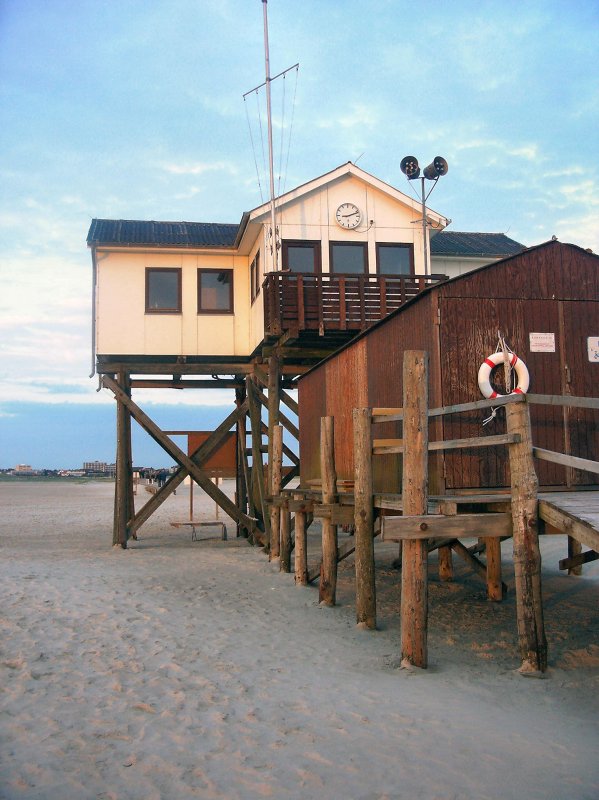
[477, 352, 530, 399]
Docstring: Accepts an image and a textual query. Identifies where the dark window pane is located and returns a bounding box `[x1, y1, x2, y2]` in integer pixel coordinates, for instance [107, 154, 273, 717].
[199, 270, 232, 312]
[286, 245, 316, 273]
[330, 243, 366, 274]
[378, 245, 412, 275]
[147, 270, 180, 310]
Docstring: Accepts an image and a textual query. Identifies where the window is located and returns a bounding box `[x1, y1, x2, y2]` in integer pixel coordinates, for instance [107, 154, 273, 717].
[376, 243, 414, 275]
[146, 268, 181, 313]
[250, 252, 261, 303]
[282, 240, 322, 273]
[198, 269, 234, 314]
[329, 242, 368, 274]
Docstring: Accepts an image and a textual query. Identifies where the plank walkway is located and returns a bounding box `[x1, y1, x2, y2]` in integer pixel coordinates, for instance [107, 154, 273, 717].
[538, 490, 599, 552]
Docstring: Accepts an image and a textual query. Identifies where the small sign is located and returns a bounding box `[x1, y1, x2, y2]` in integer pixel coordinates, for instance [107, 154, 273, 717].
[529, 332, 556, 353]
[588, 337, 599, 362]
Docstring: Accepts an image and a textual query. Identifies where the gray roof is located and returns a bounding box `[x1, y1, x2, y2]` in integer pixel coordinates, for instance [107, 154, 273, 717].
[87, 219, 524, 258]
[430, 231, 524, 258]
[87, 219, 239, 248]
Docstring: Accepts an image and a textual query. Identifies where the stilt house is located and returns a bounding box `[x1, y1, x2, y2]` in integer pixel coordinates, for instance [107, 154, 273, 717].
[86, 161, 524, 542]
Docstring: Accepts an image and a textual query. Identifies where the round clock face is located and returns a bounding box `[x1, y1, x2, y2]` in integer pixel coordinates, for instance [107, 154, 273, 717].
[335, 202, 361, 229]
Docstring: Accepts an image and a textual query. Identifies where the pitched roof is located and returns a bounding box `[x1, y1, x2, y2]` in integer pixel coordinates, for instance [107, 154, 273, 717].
[87, 219, 240, 248]
[430, 231, 524, 258]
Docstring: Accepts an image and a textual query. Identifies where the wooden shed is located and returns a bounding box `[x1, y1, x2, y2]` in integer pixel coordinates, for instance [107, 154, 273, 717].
[298, 240, 599, 493]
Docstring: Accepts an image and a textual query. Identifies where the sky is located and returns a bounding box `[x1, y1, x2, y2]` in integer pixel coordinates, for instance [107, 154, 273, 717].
[0, 0, 598, 469]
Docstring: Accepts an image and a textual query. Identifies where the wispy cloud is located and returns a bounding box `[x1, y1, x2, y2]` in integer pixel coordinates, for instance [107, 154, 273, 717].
[162, 160, 238, 176]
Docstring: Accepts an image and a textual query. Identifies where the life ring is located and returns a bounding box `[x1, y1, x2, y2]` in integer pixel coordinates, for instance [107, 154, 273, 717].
[477, 351, 529, 399]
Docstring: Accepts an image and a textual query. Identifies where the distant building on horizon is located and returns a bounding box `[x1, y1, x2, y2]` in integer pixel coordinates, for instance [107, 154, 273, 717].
[13, 464, 38, 475]
[83, 461, 116, 476]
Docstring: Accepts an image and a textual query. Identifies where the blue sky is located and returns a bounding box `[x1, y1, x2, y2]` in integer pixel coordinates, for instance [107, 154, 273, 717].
[1, 0, 598, 469]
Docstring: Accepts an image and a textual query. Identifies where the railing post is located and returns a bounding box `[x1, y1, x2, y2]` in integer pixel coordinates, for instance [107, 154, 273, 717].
[400, 351, 429, 669]
[353, 408, 376, 629]
[506, 397, 547, 674]
[319, 416, 338, 606]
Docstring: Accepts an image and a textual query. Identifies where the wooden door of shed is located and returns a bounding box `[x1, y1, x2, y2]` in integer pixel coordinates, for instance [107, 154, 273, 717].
[560, 300, 599, 485]
[439, 297, 567, 490]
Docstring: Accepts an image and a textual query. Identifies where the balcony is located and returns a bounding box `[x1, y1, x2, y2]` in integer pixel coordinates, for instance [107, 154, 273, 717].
[263, 272, 448, 337]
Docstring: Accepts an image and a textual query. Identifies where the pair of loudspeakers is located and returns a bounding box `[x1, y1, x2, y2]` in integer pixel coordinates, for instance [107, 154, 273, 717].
[400, 155, 448, 180]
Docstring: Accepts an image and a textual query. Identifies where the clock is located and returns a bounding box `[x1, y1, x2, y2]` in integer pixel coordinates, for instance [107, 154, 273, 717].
[335, 202, 361, 229]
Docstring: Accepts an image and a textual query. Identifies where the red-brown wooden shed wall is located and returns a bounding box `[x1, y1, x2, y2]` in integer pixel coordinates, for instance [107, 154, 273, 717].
[298, 241, 599, 492]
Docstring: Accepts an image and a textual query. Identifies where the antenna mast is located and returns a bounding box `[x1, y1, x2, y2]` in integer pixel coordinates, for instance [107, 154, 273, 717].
[262, 0, 278, 270]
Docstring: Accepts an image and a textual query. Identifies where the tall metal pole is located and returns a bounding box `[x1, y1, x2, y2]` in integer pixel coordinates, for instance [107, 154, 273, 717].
[262, 0, 278, 271]
[420, 177, 429, 276]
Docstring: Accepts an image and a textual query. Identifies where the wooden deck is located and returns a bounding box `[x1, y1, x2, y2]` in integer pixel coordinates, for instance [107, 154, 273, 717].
[539, 491, 599, 552]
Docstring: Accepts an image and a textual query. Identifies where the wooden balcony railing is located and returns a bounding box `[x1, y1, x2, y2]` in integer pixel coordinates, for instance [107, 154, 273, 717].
[263, 272, 448, 336]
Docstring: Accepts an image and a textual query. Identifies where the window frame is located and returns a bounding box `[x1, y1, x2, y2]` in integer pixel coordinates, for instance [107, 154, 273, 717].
[329, 241, 368, 275]
[197, 268, 234, 315]
[145, 267, 182, 314]
[250, 251, 261, 304]
[281, 240, 322, 274]
[376, 243, 415, 276]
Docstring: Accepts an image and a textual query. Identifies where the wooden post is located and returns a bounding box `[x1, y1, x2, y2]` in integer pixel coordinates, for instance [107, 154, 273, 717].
[235, 387, 249, 535]
[267, 354, 280, 492]
[319, 416, 338, 606]
[294, 493, 308, 585]
[567, 536, 583, 576]
[270, 425, 283, 560]
[400, 351, 429, 669]
[438, 501, 455, 582]
[113, 371, 133, 548]
[353, 408, 376, 629]
[247, 376, 270, 546]
[485, 537, 503, 601]
[280, 499, 292, 573]
[506, 398, 547, 674]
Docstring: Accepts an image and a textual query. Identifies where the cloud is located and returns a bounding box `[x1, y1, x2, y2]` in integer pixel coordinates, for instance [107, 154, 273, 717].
[162, 160, 238, 176]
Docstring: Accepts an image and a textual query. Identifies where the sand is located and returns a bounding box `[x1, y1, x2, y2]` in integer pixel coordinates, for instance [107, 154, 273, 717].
[1, 479, 598, 800]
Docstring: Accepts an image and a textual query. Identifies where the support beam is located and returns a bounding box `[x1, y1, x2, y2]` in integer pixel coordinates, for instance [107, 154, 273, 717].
[294, 493, 308, 585]
[113, 371, 133, 548]
[353, 408, 376, 629]
[319, 416, 338, 606]
[400, 351, 429, 669]
[280, 499, 292, 573]
[103, 376, 256, 532]
[247, 377, 270, 546]
[506, 399, 547, 674]
[130, 399, 249, 533]
[269, 425, 283, 560]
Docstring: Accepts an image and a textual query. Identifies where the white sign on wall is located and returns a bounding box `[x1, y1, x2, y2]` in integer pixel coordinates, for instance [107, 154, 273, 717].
[529, 332, 556, 353]
[588, 337, 599, 362]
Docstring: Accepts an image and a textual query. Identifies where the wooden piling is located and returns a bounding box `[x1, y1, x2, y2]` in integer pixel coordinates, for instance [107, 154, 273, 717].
[400, 351, 429, 669]
[319, 416, 338, 606]
[280, 499, 292, 573]
[353, 408, 376, 629]
[485, 537, 503, 601]
[437, 501, 455, 582]
[506, 398, 547, 674]
[294, 493, 308, 585]
[269, 425, 283, 560]
[113, 371, 132, 548]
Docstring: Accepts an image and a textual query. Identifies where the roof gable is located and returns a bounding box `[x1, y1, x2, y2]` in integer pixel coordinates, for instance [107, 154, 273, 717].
[248, 161, 448, 226]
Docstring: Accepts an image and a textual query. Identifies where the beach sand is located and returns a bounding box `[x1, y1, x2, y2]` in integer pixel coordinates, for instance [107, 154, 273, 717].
[1, 480, 598, 799]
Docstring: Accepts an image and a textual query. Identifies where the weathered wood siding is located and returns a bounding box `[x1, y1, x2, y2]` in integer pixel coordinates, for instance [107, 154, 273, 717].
[298, 241, 599, 491]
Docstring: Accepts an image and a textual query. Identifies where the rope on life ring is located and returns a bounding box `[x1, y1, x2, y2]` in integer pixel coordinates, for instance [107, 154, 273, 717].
[477, 351, 530, 399]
